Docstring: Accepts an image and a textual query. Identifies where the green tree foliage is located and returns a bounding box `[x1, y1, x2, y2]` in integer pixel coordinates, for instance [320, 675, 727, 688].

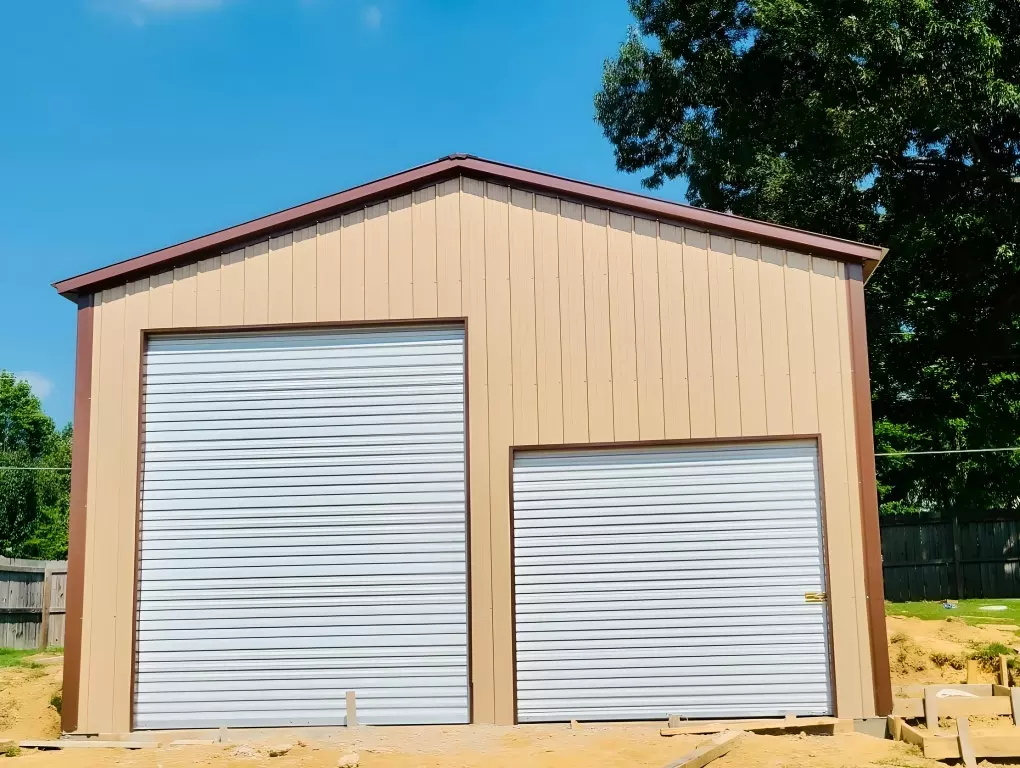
[0, 372, 71, 558]
[595, 0, 1020, 517]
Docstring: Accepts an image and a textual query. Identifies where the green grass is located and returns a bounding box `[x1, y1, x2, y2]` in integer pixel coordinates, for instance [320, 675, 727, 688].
[0, 647, 63, 669]
[886, 599, 1020, 627]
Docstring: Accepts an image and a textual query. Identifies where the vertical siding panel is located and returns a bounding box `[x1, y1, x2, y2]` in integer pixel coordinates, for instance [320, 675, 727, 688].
[436, 178, 462, 316]
[292, 225, 318, 323]
[557, 201, 589, 442]
[148, 269, 174, 328]
[707, 235, 740, 437]
[733, 240, 767, 436]
[112, 280, 148, 731]
[658, 224, 691, 438]
[316, 218, 342, 321]
[364, 203, 390, 320]
[758, 247, 794, 434]
[785, 251, 819, 433]
[171, 263, 197, 328]
[196, 257, 221, 327]
[533, 195, 564, 443]
[88, 286, 127, 732]
[509, 188, 538, 444]
[811, 257, 864, 716]
[79, 299, 104, 724]
[484, 183, 514, 725]
[242, 241, 269, 325]
[388, 195, 413, 318]
[683, 229, 715, 438]
[459, 178, 494, 723]
[340, 210, 365, 321]
[219, 249, 245, 326]
[835, 263, 875, 713]
[582, 208, 614, 442]
[632, 218, 665, 439]
[412, 186, 439, 317]
[607, 213, 639, 442]
[268, 232, 294, 324]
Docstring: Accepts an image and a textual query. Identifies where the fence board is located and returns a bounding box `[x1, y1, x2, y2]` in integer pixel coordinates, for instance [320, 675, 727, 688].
[0, 558, 67, 649]
[881, 517, 1020, 601]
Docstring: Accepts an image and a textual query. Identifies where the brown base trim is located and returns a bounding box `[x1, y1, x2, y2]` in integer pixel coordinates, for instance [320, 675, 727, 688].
[846, 263, 893, 716]
[62, 294, 94, 733]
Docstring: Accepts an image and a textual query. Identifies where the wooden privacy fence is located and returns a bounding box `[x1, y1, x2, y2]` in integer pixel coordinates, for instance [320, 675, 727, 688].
[881, 517, 1020, 602]
[0, 557, 67, 649]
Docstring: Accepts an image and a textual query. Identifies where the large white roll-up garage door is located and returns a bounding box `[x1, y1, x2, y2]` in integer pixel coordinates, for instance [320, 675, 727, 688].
[512, 441, 831, 723]
[135, 325, 468, 729]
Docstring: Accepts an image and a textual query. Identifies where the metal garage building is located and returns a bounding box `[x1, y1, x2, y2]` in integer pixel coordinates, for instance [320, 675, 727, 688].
[53, 155, 890, 735]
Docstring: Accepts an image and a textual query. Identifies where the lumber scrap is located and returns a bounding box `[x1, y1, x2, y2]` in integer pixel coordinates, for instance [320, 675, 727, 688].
[957, 718, 977, 768]
[661, 716, 848, 737]
[967, 659, 979, 683]
[1002, 655, 1011, 687]
[660, 730, 744, 768]
[20, 740, 159, 750]
[924, 688, 938, 731]
[887, 716, 903, 742]
[895, 684, 993, 699]
[899, 695, 1011, 721]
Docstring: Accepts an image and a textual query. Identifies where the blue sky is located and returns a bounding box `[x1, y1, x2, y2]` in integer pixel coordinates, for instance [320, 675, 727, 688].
[0, 0, 687, 428]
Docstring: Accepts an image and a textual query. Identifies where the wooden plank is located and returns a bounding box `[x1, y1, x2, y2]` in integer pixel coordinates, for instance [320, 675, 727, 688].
[388, 194, 413, 318]
[957, 718, 977, 768]
[707, 235, 740, 437]
[345, 691, 358, 727]
[682, 228, 715, 438]
[412, 186, 439, 317]
[924, 688, 938, 731]
[658, 223, 690, 439]
[558, 200, 589, 442]
[1011, 688, 1020, 725]
[582, 206, 614, 442]
[607, 211, 639, 442]
[340, 209, 365, 321]
[20, 740, 159, 750]
[1002, 655, 1010, 686]
[887, 715, 902, 742]
[968, 659, 980, 683]
[895, 684, 993, 698]
[509, 188, 539, 445]
[895, 720, 927, 749]
[533, 194, 563, 444]
[661, 716, 847, 736]
[894, 696, 1011, 719]
[632, 217, 665, 439]
[661, 730, 744, 768]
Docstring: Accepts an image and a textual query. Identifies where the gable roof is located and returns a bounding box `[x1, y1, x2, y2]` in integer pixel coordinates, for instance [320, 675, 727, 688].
[53, 154, 884, 301]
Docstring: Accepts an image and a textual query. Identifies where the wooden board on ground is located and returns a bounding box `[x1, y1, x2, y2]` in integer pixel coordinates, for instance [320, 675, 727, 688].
[893, 695, 1012, 720]
[661, 716, 850, 737]
[20, 740, 159, 750]
[895, 684, 994, 699]
[888, 715, 1020, 761]
[661, 730, 744, 768]
[957, 718, 977, 768]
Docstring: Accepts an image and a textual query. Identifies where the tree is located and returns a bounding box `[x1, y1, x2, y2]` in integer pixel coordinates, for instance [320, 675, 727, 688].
[0, 372, 71, 557]
[595, 0, 1020, 516]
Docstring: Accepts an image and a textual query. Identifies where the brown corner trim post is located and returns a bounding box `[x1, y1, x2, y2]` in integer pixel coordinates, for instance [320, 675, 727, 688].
[846, 263, 893, 716]
[62, 294, 94, 733]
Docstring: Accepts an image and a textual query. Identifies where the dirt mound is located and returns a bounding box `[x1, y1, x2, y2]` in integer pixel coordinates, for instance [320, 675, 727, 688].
[0, 662, 62, 741]
[886, 615, 1020, 684]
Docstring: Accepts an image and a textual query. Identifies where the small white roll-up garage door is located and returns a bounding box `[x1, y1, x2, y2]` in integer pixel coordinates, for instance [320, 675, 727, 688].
[135, 325, 468, 729]
[512, 441, 831, 723]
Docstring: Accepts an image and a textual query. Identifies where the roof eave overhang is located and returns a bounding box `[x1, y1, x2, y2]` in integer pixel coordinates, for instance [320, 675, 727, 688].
[54, 154, 885, 302]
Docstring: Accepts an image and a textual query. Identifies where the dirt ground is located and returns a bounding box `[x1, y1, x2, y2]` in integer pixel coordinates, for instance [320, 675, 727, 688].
[0, 635, 1013, 768]
[887, 614, 1020, 685]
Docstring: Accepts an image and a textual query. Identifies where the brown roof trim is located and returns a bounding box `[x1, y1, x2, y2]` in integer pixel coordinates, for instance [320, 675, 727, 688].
[53, 154, 885, 300]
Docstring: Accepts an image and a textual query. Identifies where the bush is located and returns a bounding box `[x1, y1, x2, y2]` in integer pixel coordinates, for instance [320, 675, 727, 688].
[49, 690, 62, 715]
[969, 642, 1017, 673]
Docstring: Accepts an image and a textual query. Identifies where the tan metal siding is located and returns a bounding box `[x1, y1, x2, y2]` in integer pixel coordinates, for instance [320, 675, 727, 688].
[76, 176, 876, 732]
